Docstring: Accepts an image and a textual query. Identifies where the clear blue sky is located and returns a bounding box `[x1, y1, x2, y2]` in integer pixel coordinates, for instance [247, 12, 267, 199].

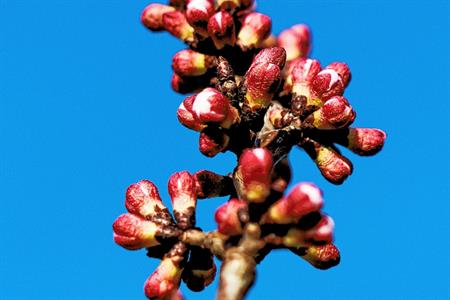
[1, 0, 449, 299]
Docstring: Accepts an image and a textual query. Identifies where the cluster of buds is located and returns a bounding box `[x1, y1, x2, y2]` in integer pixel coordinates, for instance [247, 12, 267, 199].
[114, 2, 387, 299]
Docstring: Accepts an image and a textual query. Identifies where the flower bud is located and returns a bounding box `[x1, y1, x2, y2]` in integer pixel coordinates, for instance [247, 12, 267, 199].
[302, 139, 353, 184]
[144, 257, 183, 299]
[192, 88, 230, 123]
[312, 69, 345, 101]
[326, 62, 351, 87]
[344, 128, 387, 156]
[207, 11, 236, 49]
[163, 11, 195, 44]
[278, 24, 311, 61]
[303, 215, 335, 245]
[172, 49, 213, 77]
[113, 213, 160, 250]
[168, 171, 197, 230]
[243, 62, 281, 110]
[303, 96, 355, 130]
[252, 47, 286, 69]
[199, 127, 230, 157]
[193, 170, 234, 199]
[215, 199, 248, 236]
[126, 180, 173, 226]
[186, 0, 215, 37]
[141, 4, 176, 31]
[182, 246, 216, 291]
[291, 58, 322, 86]
[234, 148, 273, 202]
[299, 244, 341, 270]
[237, 13, 271, 50]
[264, 183, 323, 224]
[177, 96, 207, 132]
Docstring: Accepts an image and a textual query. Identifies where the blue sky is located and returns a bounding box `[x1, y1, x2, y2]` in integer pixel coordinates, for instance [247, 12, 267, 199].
[1, 0, 449, 299]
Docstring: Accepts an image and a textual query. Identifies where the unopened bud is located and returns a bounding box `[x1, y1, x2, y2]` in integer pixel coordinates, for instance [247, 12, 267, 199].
[177, 95, 207, 132]
[126, 180, 173, 226]
[144, 257, 183, 299]
[237, 13, 271, 50]
[163, 11, 195, 44]
[252, 47, 287, 69]
[312, 69, 345, 101]
[193, 170, 234, 199]
[303, 96, 355, 130]
[234, 148, 273, 202]
[299, 244, 341, 270]
[113, 213, 160, 250]
[192, 88, 230, 123]
[172, 49, 213, 77]
[207, 11, 236, 49]
[278, 24, 311, 61]
[141, 4, 176, 31]
[326, 62, 351, 87]
[264, 183, 323, 224]
[186, 0, 215, 37]
[243, 62, 281, 110]
[168, 171, 197, 230]
[302, 139, 353, 184]
[345, 128, 387, 156]
[199, 127, 230, 157]
[215, 199, 248, 236]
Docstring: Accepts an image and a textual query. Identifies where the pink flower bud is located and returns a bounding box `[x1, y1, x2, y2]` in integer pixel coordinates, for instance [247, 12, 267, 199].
[303, 215, 334, 245]
[191, 88, 230, 123]
[345, 128, 387, 156]
[177, 96, 207, 132]
[186, 0, 215, 37]
[144, 257, 183, 299]
[141, 4, 176, 31]
[113, 213, 160, 250]
[243, 62, 281, 110]
[326, 62, 351, 87]
[291, 58, 322, 86]
[168, 171, 197, 230]
[193, 170, 234, 199]
[251, 47, 286, 69]
[303, 96, 355, 130]
[215, 199, 248, 236]
[235, 148, 273, 202]
[199, 127, 230, 157]
[278, 24, 311, 61]
[162, 11, 195, 43]
[172, 49, 212, 77]
[207, 11, 236, 49]
[303, 139, 353, 184]
[300, 244, 341, 270]
[265, 183, 323, 224]
[312, 69, 345, 101]
[126, 180, 173, 225]
[237, 13, 272, 50]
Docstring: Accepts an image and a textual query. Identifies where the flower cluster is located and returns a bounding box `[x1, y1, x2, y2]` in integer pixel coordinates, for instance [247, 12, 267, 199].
[113, 1, 387, 299]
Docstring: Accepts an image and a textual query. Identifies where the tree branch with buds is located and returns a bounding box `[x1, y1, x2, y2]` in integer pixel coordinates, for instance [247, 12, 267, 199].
[113, 1, 386, 299]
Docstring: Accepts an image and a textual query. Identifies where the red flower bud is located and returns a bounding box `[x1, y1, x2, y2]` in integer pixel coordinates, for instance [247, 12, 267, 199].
[144, 257, 183, 299]
[177, 95, 207, 132]
[126, 180, 173, 225]
[215, 199, 248, 236]
[303, 96, 355, 130]
[168, 171, 197, 230]
[264, 183, 323, 224]
[113, 213, 160, 250]
[235, 148, 273, 202]
[345, 128, 387, 156]
[237, 13, 272, 50]
[186, 0, 215, 37]
[207, 11, 236, 49]
[291, 58, 322, 86]
[191, 88, 230, 123]
[141, 4, 176, 31]
[303, 215, 334, 245]
[278, 24, 311, 61]
[312, 69, 345, 101]
[162, 11, 195, 44]
[300, 244, 341, 270]
[199, 127, 230, 157]
[251, 47, 286, 69]
[243, 62, 281, 110]
[302, 139, 353, 184]
[172, 49, 212, 77]
[326, 62, 351, 87]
